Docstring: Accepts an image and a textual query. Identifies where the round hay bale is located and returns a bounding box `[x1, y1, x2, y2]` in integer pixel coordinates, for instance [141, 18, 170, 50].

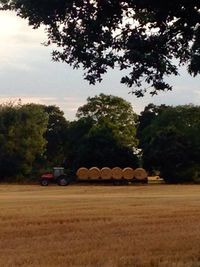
[123, 167, 134, 180]
[88, 167, 100, 180]
[100, 167, 112, 180]
[111, 167, 123, 180]
[134, 168, 147, 180]
[76, 167, 89, 180]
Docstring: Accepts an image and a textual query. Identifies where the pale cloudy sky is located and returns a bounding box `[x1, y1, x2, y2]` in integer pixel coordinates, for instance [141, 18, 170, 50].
[0, 11, 200, 120]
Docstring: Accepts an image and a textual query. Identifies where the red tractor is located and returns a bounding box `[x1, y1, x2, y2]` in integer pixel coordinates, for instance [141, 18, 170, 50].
[39, 167, 70, 186]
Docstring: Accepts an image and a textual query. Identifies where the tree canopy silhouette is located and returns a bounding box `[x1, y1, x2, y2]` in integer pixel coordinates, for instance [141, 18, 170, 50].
[1, 0, 200, 96]
[138, 104, 200, 183]
[65, 94, 139, 169]
[77, 93, 138, 148]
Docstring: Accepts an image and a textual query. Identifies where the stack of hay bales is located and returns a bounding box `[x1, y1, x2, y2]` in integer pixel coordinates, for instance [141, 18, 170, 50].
[88, 167, 100, 180]
[76, 166, 148, 183]
[100, 167, 112, 180]
[76, 167, 89, 180]
[123, 167, 134, 180]
[111, 167, 123, 180]
[134, 168, 147, 180]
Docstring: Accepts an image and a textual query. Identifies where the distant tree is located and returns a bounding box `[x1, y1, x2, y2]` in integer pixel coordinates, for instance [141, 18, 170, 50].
[42, 105, 69, 167]
[64, 117, 94, 169]
[139, 105, 200, 183]
[77, 94, 138, 148]
[0, 104, 48, 180]
[1, 1, 200, 95]
[137, 103, 169, 147]
[65, 94, 139, 169]
[74, 125, 139, 169]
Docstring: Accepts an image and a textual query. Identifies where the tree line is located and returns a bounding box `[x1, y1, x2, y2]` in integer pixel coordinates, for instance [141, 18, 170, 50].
[0, 94, 200, 184]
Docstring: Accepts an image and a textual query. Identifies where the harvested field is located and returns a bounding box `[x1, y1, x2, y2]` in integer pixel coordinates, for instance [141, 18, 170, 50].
[0, 184, 200, 267]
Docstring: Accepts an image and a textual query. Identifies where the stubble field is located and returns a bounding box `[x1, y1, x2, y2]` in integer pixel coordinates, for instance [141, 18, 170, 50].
[0, 184, 200, 267]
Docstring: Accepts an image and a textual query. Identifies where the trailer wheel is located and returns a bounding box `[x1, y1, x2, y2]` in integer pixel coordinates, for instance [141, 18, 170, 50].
[58, 176, 69, 186]
[40, 179, 49, 186]
[113, 180, 121, 186]
[122, 179, 129, 185]
[142, 178, 148, 184]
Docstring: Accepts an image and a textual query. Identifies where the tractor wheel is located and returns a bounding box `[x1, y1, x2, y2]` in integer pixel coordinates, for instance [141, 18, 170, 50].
[58, 176, 69, 186]
[40, 179, 49, 186]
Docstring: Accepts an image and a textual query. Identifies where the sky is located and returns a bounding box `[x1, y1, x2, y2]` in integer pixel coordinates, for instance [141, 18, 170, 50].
[0, 11, 200, 120]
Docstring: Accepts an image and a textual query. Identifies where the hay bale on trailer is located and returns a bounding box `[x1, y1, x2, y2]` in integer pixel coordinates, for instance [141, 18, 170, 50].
[134, 168, 148, 182]
[111, 167, 123, 180]
[123, 167, 134, 180]
[100, 167, 112, 180]
[76, 167, 89, 180]
[88, 167, 100, 180]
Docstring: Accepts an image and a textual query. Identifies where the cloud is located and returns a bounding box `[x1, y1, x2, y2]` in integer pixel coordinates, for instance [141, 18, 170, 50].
[193, 89, 200, 103]
[0, 11, 45, 42]
[0, 95, 86, 120]
[0, 96, 56, 105]
[63, 97, 85, 111]
[0, 11, 46, 68]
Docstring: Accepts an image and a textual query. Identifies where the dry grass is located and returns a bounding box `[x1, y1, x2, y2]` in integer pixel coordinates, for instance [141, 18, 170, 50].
[1, 184, 200, 267]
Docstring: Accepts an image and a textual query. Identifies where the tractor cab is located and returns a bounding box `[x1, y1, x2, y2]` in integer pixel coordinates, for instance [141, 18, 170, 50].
[40, 167, 70, 186]
[53, 167, 65, 178]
